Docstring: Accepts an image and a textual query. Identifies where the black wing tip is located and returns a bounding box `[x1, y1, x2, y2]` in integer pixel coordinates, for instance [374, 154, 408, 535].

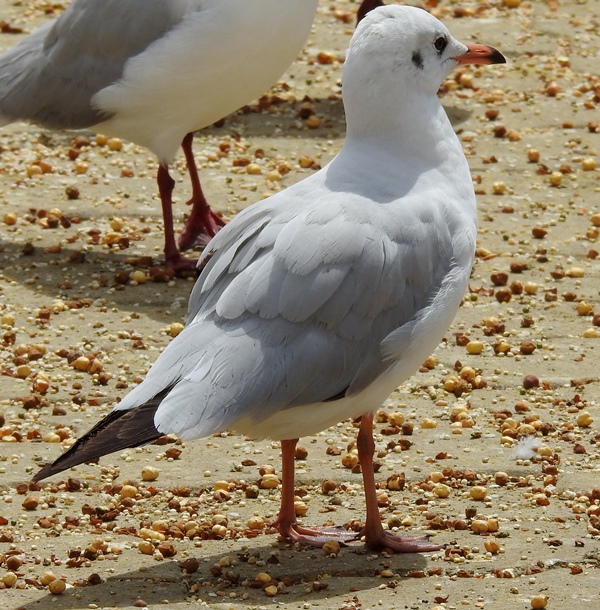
[30, 390, 171, 483]
[31, 464, 55, 483]
[30, 446, 99, 483]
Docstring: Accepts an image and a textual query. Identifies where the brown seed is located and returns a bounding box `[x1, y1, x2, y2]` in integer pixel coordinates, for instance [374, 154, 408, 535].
[72, 356, 91, 371]
[523, 375, 539, 389]
[65, 185, 80, 200]
[510, 261, 527, 273]
[179, 558, 200, 573]
[386, 472, 405, 491]
[306, 115, 321, 129]
[495, 288, 512, 303]
[298, 155, 314, 168]
[490, 271, 508, 286]
[321, 480, 337, 494]
[294, 445, 308, 460]
[494, 472, 509, 485]
[22, 496, 39, 510]
[316, 50, 336, 65]
[5, 556, 24, 571]
[484, 537, 500, 554]
[156, 542, 177, 558]
[520, 341, 536, 355]
[341, 453, 359, 468]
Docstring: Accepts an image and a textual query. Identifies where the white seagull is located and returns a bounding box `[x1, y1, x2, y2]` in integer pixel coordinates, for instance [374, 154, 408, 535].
[33, 6, 505, 552]
[0, 0, 319, 268]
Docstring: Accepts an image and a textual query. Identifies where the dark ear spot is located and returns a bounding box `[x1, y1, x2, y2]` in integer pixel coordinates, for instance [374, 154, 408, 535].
[411, 51, 424, 70]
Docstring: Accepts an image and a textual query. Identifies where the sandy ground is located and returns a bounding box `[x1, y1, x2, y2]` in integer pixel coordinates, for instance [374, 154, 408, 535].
[0, 1, 599, 609]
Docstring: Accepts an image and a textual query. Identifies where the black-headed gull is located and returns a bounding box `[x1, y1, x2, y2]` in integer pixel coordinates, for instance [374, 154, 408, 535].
[0, 0, 318, 268]
[33, 6, 505, 552]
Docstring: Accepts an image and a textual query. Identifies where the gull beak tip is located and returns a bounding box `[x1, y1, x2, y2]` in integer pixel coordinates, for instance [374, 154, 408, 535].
[453, 42, 507, 66]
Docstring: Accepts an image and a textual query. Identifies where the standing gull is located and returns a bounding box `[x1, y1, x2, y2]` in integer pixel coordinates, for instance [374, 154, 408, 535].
[0, 0, 318, 268]
[33, 6, 505, 552]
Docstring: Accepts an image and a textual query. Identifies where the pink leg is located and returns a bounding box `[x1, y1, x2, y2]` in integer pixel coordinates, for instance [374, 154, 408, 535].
[356, 413, 442, 553]
[178, 132, 225, 251]
[272, 439, 358, 547]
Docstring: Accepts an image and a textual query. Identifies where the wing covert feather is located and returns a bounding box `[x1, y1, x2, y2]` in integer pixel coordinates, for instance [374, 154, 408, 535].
[120, 184, 467, 440]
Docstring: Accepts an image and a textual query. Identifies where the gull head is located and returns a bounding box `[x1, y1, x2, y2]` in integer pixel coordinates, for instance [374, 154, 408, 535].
[345, 5, 505, 98]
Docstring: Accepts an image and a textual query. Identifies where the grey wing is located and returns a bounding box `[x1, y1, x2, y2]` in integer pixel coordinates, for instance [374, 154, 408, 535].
[0, 0, 193, 128]
[118, 188, 458, 440]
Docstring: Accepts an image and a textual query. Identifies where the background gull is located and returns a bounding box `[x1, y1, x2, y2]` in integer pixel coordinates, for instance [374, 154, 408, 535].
[0, 0, 319, 268]
[33, 6, 505, 552]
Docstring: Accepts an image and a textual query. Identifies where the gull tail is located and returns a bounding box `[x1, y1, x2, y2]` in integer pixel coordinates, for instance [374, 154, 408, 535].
[32, 388, 172, 482]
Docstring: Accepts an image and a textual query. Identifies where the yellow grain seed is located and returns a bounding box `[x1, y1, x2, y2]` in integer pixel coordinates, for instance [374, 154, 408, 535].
[470, 486, 487, 501]
[466, 340, 484, 354]
[530, 594, 548, 609]
[576, 412, 593, 427]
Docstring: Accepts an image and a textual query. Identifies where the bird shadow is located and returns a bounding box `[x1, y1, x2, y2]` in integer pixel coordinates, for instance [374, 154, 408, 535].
[0, 238, 194, 324]
[8, 538, 433, 610]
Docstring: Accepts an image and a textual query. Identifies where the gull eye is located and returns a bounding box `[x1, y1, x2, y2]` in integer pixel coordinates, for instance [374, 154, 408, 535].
[434, 36, 447, 52]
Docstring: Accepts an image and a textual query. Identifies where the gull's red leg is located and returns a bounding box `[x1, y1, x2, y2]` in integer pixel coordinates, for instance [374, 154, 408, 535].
[356, 412, 442, 552]
[157, 164, 196, 269]
[178, 132, 225, 251]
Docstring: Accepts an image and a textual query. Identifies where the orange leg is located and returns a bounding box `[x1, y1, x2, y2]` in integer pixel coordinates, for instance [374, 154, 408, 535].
[356, 413, 442, 552]
[272, 439, 358, 546]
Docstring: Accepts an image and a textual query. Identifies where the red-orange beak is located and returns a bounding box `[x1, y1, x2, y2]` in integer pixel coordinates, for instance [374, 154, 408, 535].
[452, 42, 506, 65]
